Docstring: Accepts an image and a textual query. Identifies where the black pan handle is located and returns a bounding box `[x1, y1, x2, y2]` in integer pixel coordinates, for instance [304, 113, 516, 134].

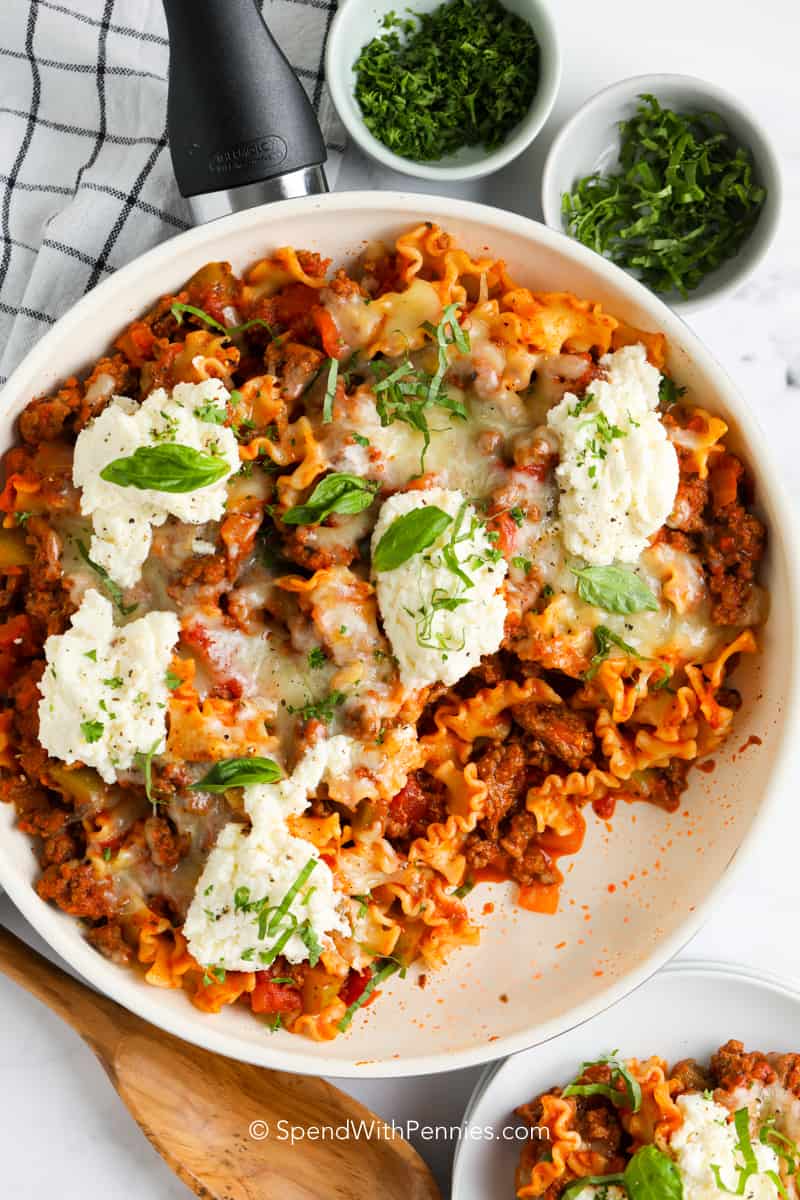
[162, 0, 328, 218]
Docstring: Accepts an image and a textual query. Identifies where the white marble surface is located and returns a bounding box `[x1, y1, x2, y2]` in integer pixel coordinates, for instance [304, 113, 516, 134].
[1, 1, 798, 1196]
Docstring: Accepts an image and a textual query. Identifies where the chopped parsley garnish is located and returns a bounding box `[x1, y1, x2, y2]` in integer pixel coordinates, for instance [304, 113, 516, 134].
[352, 893, 371, 919]
[165, 670, 181, 690]
[452, 879, 475, 899]
[352, 0, 539, 163]
[80, 719, 104, 743]
[511, 556, 532, 573]
[287, 690, 347, 724]
[562, 94, 766, 298]
[102, 676, 123, 689]
[84, 649, 98, 662]
[14, 510, 33, 526]
[308, 646, 328, 669]
[509, 506, 525, 527]
[659, 376, 687, 407]
[194, 400, 226, 425]
[352, 432, 370, 447]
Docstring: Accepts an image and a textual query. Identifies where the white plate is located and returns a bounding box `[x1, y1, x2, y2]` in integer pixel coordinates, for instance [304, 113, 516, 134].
[0, 193, 797, 1078]
[452, 960, 800, 1200]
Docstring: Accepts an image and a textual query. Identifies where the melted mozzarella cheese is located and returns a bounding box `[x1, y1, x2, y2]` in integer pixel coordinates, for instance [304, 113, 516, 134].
[184, 738, 355, 971]
[73, 379, 240, 588]
[530, 530, 727, 662]
[371, 488, 508, 689]
[547, 344, 679, 565]
[37, 589, 179, 783]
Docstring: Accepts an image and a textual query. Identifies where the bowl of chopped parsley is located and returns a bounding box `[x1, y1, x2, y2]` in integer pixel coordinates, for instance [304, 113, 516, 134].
[325, 0, 560, 180]
[541, 74, 781, 313]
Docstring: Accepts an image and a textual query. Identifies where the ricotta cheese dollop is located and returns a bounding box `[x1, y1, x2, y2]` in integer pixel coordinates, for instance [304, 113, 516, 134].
[670, 1093, 781, 1200]
[184, 738, 354, 972]
[37, 588, 179, 784]
[371, 487, 508, 690]
[547, 343, 679, 565]
[73, 378, 240, 588]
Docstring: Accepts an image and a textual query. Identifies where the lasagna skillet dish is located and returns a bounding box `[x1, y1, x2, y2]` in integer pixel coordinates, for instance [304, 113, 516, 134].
[515, 1041, 800, 1200]
[0, 224, 766, 1038]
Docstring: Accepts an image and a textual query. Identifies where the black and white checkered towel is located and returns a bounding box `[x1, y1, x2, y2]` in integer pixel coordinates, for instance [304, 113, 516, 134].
[0, 0, 345, 384]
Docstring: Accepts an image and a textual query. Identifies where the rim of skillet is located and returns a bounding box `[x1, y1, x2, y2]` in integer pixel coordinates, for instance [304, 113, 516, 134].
[0, 191, 797, 1078]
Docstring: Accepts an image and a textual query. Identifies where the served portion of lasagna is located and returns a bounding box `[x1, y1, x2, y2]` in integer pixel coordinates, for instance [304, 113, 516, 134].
[515, 1042, 800, 1200]
[0, 224, 765, 1037]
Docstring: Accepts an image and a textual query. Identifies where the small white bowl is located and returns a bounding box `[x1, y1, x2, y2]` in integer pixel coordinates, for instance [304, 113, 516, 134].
[541, 74, 782, 315]
[325, 0, 561, 182]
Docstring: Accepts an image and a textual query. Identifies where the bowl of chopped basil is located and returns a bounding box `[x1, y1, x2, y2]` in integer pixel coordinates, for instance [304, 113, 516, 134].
[325, 0, 561, 181]
[541, 74, 781, 314]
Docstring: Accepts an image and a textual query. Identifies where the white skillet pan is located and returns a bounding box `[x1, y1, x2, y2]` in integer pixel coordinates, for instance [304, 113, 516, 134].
[0, 2, 797, 1078]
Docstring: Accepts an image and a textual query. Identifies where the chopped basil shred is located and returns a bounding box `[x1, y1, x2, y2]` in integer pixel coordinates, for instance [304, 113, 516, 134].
[76, 540, 138, 616]
[337, 959, 403, 1032]
[585, 626, 641, 680]
[322, 357, 338, 423]
[562, 94, 766, 297]
[134, 737, 162, 807]
[563, 1053, 643, 1112]
[370, 304, 469, 473]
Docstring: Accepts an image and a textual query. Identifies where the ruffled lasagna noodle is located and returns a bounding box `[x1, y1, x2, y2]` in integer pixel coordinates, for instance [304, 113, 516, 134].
[0, 224, 766, 1038]
[515, 1043, 800, 1200]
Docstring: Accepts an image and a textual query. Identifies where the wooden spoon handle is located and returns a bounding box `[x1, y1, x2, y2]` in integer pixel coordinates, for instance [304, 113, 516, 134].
[0, 923, 124, 1058]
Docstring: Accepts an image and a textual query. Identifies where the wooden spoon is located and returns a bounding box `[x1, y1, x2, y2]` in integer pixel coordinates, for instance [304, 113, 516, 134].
[0, 924, 440, 1200]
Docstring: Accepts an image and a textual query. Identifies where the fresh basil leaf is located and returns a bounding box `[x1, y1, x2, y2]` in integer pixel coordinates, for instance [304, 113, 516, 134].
[372, 505, 452, 572]
[100, 444, 230, 493]
[191, 756, 283, 792]
[282, 472, 379, 526]
[570, 564, 659, 614]
[624, 1145, 683, 1200]
[561, 1147, 681, 1200]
